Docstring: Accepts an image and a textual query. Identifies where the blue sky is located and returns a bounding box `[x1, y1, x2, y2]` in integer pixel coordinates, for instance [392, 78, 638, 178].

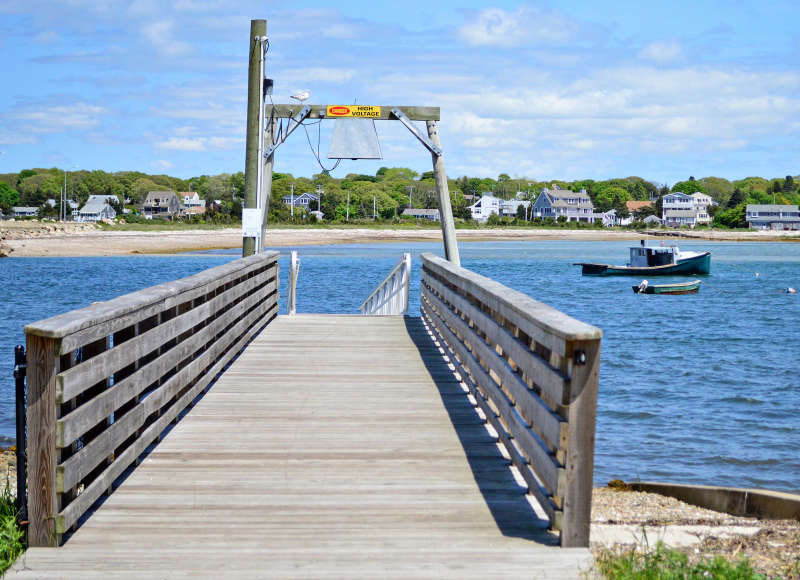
[1, 1, 798, 185]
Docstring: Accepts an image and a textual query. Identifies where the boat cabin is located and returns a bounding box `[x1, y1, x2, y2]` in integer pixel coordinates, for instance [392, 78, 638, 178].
[629, 245, 678, 267]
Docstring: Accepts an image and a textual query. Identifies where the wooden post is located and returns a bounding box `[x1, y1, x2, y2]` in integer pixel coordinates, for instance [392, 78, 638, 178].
[243, 19, 266, 257]
[561, 338, 601, 547]
[26, 334, 61, 547]
[426, 121, 460, 266]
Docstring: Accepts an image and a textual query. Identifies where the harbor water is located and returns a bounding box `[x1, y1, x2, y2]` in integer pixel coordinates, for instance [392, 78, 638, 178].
[1, 240, 798, 492]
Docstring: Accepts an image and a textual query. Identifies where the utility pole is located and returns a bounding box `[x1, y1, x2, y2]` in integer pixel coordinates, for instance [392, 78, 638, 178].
[346, 192, 350, 221]
[373, 195, 376, 219]
[243, 19, 266, 257]
[290, 183, 294, 217]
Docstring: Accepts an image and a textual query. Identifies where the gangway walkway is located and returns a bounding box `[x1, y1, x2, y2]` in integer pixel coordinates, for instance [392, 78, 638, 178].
[12, 315, 592, 578]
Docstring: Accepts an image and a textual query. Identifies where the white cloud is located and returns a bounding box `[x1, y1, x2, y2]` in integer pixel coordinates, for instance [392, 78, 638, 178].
[458, 6, 577, 48]
[150, 159, 173, 169]
[639, 40, 685, 64]
[157, 137, 206, 151]
[16, 103, 107, 131]
[155, 136, 240, 151]
[141, 19, 192, 57]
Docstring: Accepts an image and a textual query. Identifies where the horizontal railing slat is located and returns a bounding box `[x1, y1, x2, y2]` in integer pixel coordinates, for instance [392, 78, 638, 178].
[57, 272, 272, 403]
[422, 273, 567, 407]
[25, 253, 278, 345]
[420, 306, 559, 524]
[421, 293, 562, 494]
[422, 285, 564, 454]
[56, 281, 277, 449]
[420, 253, 601, 547]
[56, 299, 279, 533]
[421, 254, 601, 355]
[57, 293, 279, 491]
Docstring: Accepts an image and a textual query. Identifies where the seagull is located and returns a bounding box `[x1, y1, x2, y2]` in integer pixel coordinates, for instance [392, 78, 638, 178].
[290, 89, 310, 102]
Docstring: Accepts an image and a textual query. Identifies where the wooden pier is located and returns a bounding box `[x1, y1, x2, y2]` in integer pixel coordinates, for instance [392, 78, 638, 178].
[13, 252, 601, 578]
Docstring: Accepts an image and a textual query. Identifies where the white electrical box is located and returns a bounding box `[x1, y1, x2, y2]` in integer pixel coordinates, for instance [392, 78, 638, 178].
[242, 208, 261, 237]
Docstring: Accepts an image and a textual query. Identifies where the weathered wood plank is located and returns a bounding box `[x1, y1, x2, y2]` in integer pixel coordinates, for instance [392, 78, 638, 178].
[420, 295, 562, 495]
[25, 253, 278, 344]
[57, 274, 275, 403]
[420, 308, 559, 525]
[267, 104, 440, 121]
[56, 300, 279, 532]
[421, 286, 564, 457]
[421, 254, 602, 353]
[56, 287, 277, 449]
[25, 334, 61, 547]
[422, 273, 567, 406]
[560, 338, 601, 548]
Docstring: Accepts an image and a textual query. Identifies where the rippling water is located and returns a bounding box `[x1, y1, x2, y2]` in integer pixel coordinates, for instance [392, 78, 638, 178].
[1, 240, 798, 492]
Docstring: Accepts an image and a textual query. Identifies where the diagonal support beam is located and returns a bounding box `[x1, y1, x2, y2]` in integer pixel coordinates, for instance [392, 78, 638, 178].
[391, 107, 442, 157]
[263, 105, 311, 158]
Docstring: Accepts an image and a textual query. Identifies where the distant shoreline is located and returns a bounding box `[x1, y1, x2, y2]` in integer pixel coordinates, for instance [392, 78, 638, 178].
[2, 221, 799, 257]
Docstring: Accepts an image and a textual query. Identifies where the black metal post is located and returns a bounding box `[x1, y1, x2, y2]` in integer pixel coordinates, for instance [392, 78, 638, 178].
[13, 345, 27, 520]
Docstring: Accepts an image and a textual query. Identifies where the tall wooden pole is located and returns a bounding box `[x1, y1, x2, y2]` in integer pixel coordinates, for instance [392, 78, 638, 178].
[426, 121, 460, 266]
[243, 19, 266, 257]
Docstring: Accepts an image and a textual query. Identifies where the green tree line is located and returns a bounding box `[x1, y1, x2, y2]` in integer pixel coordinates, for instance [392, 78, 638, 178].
[1, 167, 797, 228]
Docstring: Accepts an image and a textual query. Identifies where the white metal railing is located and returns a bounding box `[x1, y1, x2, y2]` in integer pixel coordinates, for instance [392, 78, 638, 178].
[288, 250, 299, 315]
[359, 253, 411, 315]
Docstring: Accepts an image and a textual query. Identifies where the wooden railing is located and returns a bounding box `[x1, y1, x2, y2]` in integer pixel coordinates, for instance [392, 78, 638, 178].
[419, 253, 601, 547]
[359, 253, 411, 315]
[24, 252, 280, 547]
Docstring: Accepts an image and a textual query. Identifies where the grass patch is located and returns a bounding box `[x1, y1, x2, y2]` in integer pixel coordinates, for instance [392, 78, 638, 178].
[0, 480, 24, 574]
[595, 540, 766, 579]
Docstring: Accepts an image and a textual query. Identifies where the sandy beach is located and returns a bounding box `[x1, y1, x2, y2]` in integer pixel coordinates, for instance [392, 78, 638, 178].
[2, 221, 799, 257]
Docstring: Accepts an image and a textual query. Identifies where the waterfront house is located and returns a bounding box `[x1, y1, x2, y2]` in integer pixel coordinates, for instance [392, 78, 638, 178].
[77, 195, 118, 222]
[643, 215, 663, 226]
[282, 192, 319, 213]
[691, 193, 712, 225]
[12, 206, 39, 218]
[143, 191, 182, 220]
[401, 208, 440, 221]
[531, 185, 595, 223]
[500, 199, 530, 217]
[181, 192, 206, 216]
[468, 193, 502, 222]
[662, 192, 711, 227]
[746, 204, 800, 230]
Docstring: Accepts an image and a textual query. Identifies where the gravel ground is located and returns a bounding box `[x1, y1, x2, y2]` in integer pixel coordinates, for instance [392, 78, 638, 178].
[592, 486, 800, 579]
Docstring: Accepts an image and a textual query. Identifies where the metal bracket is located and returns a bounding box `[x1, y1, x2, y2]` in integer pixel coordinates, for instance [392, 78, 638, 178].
[263, 105, 311, 158]
[391, 107, 442, 157]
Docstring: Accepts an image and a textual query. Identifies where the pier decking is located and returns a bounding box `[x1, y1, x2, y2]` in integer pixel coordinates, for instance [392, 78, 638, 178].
[12, 315, 592, 578]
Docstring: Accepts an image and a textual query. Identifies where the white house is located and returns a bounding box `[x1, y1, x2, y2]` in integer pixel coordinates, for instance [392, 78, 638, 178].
[662, 191, 712, 227]
[746, 204, 800, 230]
[469, 193, 502, 222]
[77, 195, 118, 222]
[12, 206, 39, 218]
[181, 192, 206, 215]
[691, 192, 712, 225]
[531, 185, 595, 222]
